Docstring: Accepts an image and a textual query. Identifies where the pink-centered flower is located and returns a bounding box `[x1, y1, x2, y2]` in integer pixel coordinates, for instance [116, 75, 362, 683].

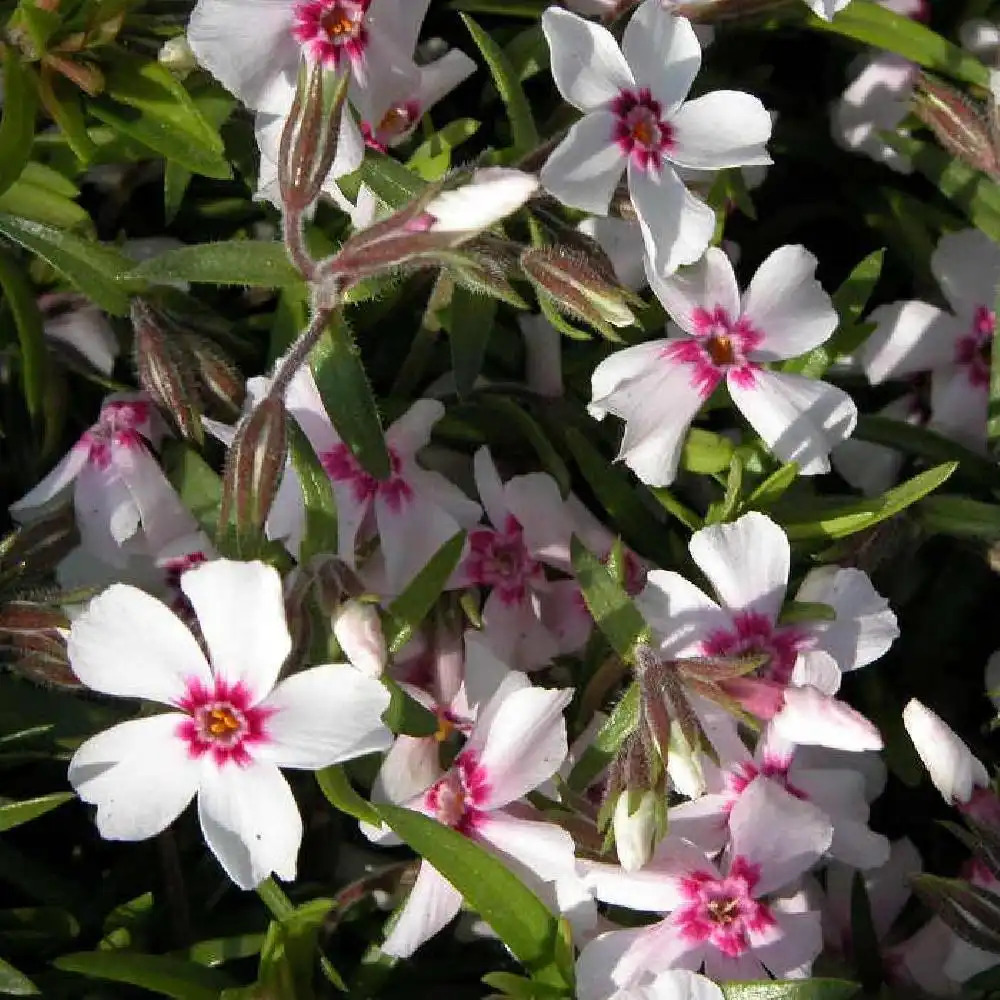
[636, 511, 892, 751]
[590, 245, 856, 486]
[861, 229, 1000, 451]
[381, 675, 576, 957]
[540, 0, 771, 276]
[10, 394, 196, 568]
[579, 779, 832, 985]
[66, 559, 392, 889]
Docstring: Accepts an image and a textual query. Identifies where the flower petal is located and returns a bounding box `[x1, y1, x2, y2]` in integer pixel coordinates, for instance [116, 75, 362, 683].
[68, 584, 211, 703]
[258, 664, 391, 769]
[774, 687, 883, 752]
[637, 569, 729, 657]
[465, 685, 572, 809]
[68, 714, 199, 840]
[381, 861, 463, 958]
[741, 245, 838, 360]
[578, 216, 647, 291]
[187, 0, 299, 113]
[576, 927, 653, 1000]
[181, 559, 291, 704]
[541, 7, 634, 112]
[860, 301, 961, 384]
[622, 3, 701, 108]
[9, 443, 89, 518]
[931, 227, 1000, 316]
[930, 367, 988, 451]
[728, 777, 832, 896]
[473, 446, 510, 530]
[197, 760, 302, 890]
[476, 810, 577, 880]
[754, 910, 824, 978]
[647, 246, 740, 336]
[729, 368, 858, 475]
[668, 91, 772, 171]
[541, 111, 627, 215]
[688, 511, 789, 623]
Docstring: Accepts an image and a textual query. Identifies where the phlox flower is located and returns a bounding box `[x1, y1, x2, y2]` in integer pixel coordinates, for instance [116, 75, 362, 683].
[860, 229, 1000, 451]
[67, 559, 392, 889]
[579, 968, 724, 1000]
[10, 394, 196, 568]
[589, 245, 857, 487]
[540, 1, 771, 276]
[636, 511, 892, 751]
[578, 778, 832, 987]
[39, 293, 119, 376]
[670, 723, 890, 869]
[381, 674, 576, 957]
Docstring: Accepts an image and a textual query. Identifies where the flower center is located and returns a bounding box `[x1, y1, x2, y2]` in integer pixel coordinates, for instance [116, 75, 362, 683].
[321, 444, 413, 512]
[700, 611, 806, 686]
[955, 304, 995, 388]
[463, 517, 541, 605]
[321, 5, 360, 37]
[176, 678, 272, 767]
[423, 753, 489, 834]
[79, 401, 151, 468]
[726, 758, 808, 810]
[707, 896, 740, 925]
[707, 334, 735, 366]
[292, 0, 369, 69]
[611, 88, 672, 172]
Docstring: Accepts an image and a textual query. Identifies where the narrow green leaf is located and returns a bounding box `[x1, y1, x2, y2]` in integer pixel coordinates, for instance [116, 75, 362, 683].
[0, 792, 72, 832]
[316, 765, 380, 826]
[0, 955, 38, 995]
[568, 683, 639, 791]
[917, 494, 1000, 539]
[570, 535, 651, 662]
[384, 531, 467, 653]
[0, 249, 48, 418]
[287, 419, 339, 562]
[806, 0, 988, 86]
[451, 285, 496, 397]
[461, 13, 539, 155]
[309, 311, 391, 480]
[132, 241, 303, 288]
[377, 804, 564, 978]
[37, 69, 97, 165]
[54, 952, 231, 1000]
[681, 428, 735, 475]
[0, 177, 90, 230]
[720, 981, 859, 1000]
[382, 678, 440, 737]
[706, 453, 743, 525]
[0, 55, 39, 198]
[358, 153, 427, 209]
[0, 214, 140, 315]
[746, 462, 799, 510]
[407, 118, 480, 180]
[258, 897, 340, 998]
[779, 462, 957, 540]
[161, 442, 223, 537]
[776, 601, 836, 626]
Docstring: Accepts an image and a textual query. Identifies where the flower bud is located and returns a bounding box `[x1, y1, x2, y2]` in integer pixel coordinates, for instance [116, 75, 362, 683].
[521, 245, 638, 337]
[159, 35, 198, 76]
[0, 602, 77, 689]
[612, 789, 658, 872]
[182, 333, 245, 421]
[903, 698, 990, 806]
[911, 874, 1000, 955]
[332, 599, 387, 678]
[912, 73, 1000, 180]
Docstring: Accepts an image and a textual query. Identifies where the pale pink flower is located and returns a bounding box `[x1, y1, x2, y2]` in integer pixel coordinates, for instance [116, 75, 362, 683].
[579, 779, 832, 985]
[861, 229, 1000, 451]
[540, 1, 771, 276]
[590, 245, 856, 486]
[10, 395, 195, 568]
[578, 968, 724, 1000]
[67, 559, 392, 889]
[381, 677, 576, 957]
[636, 511, 890, 751]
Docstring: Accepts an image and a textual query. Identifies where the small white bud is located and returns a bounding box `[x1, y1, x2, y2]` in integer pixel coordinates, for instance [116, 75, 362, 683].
[613, 790, 658, 872]
[333, 600, 387, 678]
[158, 36, 198, 76]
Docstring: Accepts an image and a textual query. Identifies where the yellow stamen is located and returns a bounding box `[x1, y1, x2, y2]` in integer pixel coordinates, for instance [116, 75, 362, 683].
[208, 707, 240, 736]
[707, 335, 735, 366]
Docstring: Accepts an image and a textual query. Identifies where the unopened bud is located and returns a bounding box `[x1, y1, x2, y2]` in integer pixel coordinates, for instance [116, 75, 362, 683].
[612, 789, 658, 872]
[132, 298, 204, 444]
[437, 246, 529, 309]
[521, 245, 638, 337]
[668, 0, 795, 22]
[43, 54, 104, 96]
[332, 599, 387, 678]
[219, 397, 288, 552]
[911, 874, 1000, 955]
[420, 168, 538, 234]
[912, 73, 1000, 180]
[0, 602, 77, 689]
[182, 333, 245, 420]
[159, 35, 198, 76]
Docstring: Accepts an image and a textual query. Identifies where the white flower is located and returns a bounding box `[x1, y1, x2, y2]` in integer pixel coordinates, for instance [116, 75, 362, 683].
[589, 245, 857, 486]
[540, 1, 771, 276]
[67, 559, 392, 889]
[613, 790, 659, 872]
[332, 599, 387, 678]
[861, 228, 1000, 451]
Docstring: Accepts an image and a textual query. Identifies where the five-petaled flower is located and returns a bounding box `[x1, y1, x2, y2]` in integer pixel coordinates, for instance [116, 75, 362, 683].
[66, 559, 392, 890]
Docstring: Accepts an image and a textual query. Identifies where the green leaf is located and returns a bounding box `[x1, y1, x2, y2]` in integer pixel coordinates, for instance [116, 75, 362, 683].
[258, 897, 340, 999]
[358, 153, 427, 210]
[377, 804, 565, 980]
[0, 955, 38, 995]
[0, 792, 72, 832]
[881, 132, 1000, 242]
[287, 419, 339, 562]
[461, 13, 539, 155]
[93, 53, 231, 180]
[777, 462, 957, 540]
[917, 494, 1000, 539]
[451, 285, 496, 397]
[132, 241, 303, 288]
[0, 214, 141, 315]
[705, 453, 743, 525]
[570, 535, 651, 662]
[681, 428, 735, 475]
[316, 764, 380, 826]
[0, 176, 90, 230]
[407, 118, 481, 180]
[309, 311, 391, 480]
[805, 0, 988, 86]
[568, 683, 639, 791]
[746, 462, 799, 510]
[382, 678, 440, 737]
[720, 982, 859, 1000]
[161, 442, 223, 537]
[54, 952, 232, 1000]
[0, 249, 48, 418]
[384, 531, 467, 653]
[0, 55, 39, 198]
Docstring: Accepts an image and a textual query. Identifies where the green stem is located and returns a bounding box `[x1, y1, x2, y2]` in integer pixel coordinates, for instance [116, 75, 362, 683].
[257, 877, 295, 921]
